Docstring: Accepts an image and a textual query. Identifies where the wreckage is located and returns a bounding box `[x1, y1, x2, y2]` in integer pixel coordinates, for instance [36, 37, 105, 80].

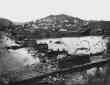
[0, 15, 110, 85]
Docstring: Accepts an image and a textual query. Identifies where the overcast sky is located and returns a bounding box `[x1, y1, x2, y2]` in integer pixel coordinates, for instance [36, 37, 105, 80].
[0, 0, 110, 22]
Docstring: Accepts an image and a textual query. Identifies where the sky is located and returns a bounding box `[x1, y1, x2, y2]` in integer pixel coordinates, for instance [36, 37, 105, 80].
[0, 0, 110, 22]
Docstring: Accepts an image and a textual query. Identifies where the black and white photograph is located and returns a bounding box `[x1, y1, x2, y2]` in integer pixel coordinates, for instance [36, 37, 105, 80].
[0, 0, 110, 85]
